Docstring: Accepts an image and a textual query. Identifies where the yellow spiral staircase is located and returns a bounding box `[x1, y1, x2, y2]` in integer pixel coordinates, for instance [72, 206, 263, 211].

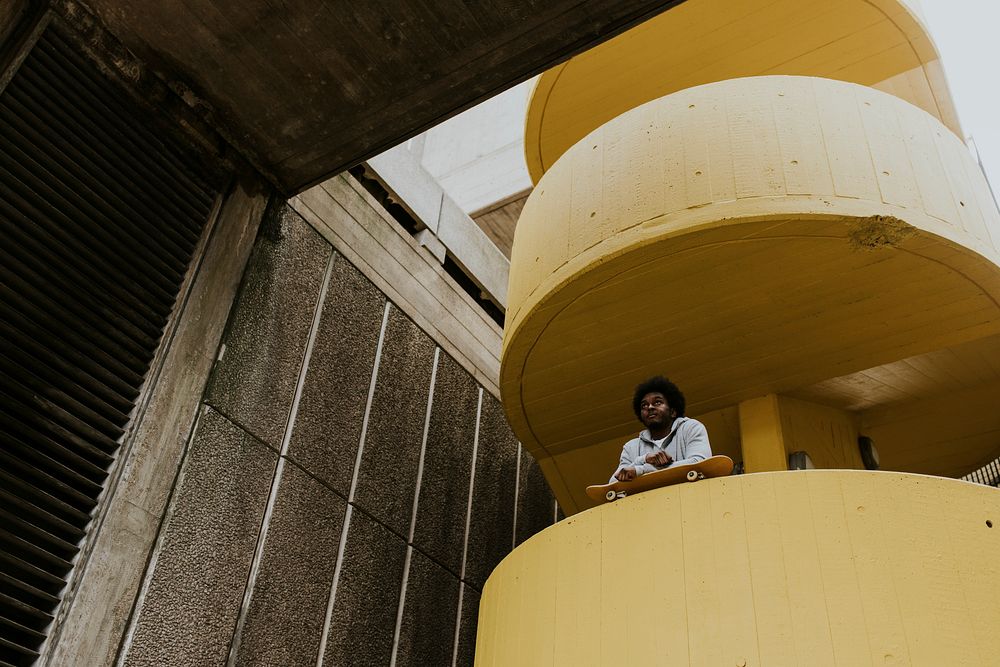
[480, 1, 1000, 664]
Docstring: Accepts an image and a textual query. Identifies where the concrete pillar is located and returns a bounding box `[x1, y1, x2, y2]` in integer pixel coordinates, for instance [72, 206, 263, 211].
[738, 394, 787, 472]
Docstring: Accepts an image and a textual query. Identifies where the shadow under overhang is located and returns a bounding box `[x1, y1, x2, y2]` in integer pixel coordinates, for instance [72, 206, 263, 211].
[62, 0, 689, 194]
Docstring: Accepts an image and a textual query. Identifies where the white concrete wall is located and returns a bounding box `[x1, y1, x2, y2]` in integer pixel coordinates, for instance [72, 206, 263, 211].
[419, 79, 534, 215]
[364, 145, 509, 310]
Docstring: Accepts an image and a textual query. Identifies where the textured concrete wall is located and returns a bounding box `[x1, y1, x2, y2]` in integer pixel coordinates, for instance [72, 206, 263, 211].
[115, 197, 557, 665]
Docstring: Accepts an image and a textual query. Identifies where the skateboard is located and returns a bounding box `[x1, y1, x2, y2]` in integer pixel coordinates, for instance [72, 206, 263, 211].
[586, 455, 734, 503]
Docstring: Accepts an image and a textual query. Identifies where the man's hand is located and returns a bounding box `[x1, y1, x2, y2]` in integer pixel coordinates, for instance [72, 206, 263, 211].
[615, 467, 637, 482]
[646, 450, 673, 467]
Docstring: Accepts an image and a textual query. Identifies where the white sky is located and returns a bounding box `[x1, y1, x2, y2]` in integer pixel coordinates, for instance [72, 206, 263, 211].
[920, 0, 1000, 192]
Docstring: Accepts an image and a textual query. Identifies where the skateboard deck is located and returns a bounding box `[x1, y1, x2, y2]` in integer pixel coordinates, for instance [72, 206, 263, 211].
[586, 455, 734, 503]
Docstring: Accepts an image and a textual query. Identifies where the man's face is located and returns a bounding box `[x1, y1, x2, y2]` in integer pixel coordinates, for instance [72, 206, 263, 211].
[639, 391, 675, 428]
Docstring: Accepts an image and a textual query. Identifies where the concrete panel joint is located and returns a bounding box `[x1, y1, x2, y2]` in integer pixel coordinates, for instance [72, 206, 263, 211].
[415, 228, 447, 264]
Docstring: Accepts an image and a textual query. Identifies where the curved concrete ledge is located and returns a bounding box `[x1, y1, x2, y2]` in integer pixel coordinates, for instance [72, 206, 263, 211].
[476, 470, 1000, 665]
[524, 0, 959, 182]
[502, 76, 1000, 483]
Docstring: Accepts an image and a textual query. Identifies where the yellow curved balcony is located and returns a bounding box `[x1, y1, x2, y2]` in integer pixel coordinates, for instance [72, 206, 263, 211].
[476, 471, 1000, 666]
[524, 0, 959, 183]
[502, 76, 1000, 511]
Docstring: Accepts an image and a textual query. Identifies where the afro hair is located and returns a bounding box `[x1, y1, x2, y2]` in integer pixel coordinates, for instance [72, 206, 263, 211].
[632, 376, 686, 419]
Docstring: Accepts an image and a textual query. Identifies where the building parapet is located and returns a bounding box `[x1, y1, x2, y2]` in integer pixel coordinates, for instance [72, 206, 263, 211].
[364, 144, 510, 312]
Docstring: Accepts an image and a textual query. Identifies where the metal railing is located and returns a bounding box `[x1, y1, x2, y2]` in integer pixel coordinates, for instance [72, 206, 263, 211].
[962, 458, 1000, 487]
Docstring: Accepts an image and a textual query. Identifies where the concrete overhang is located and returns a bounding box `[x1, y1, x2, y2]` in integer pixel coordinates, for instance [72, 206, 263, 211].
[61, 0, 690, 194]
[792, 334, 1000, 480]
[524, 0, 961, 183]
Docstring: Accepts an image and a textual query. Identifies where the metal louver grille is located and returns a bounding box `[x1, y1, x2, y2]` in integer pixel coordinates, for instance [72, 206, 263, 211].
[0, 27, 221, 666]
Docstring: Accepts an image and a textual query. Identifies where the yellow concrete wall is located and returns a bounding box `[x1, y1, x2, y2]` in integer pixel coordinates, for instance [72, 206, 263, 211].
[476, 471, 1000, 666]
[509, 76, 1000, 336]
[862, 378, 1000, 478]
[738, 395, 788, 473]
[524, 0, 959, 181]
[501, 76, 1000, 513]
[737, 394, 862, 473]
[779, 396, 863, 470]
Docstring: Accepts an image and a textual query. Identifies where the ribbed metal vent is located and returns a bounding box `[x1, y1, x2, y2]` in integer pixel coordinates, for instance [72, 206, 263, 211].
[0, 28, 220, 666]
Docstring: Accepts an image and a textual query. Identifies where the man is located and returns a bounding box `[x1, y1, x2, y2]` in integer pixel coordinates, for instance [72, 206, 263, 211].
[610, 376, 712, 483]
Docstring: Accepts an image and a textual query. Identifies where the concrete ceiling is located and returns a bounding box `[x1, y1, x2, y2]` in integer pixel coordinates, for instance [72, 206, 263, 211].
[75, 0, 688, 194]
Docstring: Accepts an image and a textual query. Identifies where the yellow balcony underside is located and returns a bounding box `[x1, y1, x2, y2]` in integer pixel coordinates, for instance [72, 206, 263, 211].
[502, 76, 1000, 511]
[524, 0, 959, 182]
[476, 471, 1000, 666]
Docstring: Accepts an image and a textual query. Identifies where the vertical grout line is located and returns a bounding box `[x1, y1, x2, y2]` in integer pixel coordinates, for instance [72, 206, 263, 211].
[451, 388, 483, 667]
[407, 346, 439, 545]
[459, 388, 484, 584]
[114, 407, 207, 666]
[389, 348, 440, 667]
[347, 301, 393, 509]
[226, 251, 337, 666]
[280, 254, 337, 458]
[451, 581, 467, 667]
[512, 442, 521, 551]
[316, 301, 392, 667]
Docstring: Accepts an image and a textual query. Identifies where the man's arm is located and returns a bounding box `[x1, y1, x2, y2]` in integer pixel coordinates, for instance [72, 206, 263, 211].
[667, 420, 712, 467]
[612, 447, 672, 482]
[630, 449, 669, 476]
[610, 442, 641, 483]
[608, 440, 657, 484]
[644, 450, 673, 469]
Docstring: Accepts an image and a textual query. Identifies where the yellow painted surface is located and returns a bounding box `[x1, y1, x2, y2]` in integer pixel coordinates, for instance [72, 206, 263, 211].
[791, 332, 1000, 412]
[787, 336, 1000, 478]
[476, 471, 1000, 666]
[501, 76, 1000, 513]
[736, 392, 865, 473]
[777, 396, 863, 470]
[738, 395, 787, 473]
[689, 405, 741, 463]
[862, 378, 1000, 478]
[524, 0, 960, 181]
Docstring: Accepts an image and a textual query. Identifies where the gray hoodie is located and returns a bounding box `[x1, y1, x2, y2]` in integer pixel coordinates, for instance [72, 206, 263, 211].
[609, 417, 712, 483]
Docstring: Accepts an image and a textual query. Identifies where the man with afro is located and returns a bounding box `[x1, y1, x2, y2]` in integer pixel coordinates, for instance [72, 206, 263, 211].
[610, 376, 712, 483]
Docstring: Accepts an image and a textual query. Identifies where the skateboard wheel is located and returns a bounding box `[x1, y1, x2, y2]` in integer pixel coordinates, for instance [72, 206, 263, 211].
[606, 490, 617, 501]
[686, 470, 698, 481]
